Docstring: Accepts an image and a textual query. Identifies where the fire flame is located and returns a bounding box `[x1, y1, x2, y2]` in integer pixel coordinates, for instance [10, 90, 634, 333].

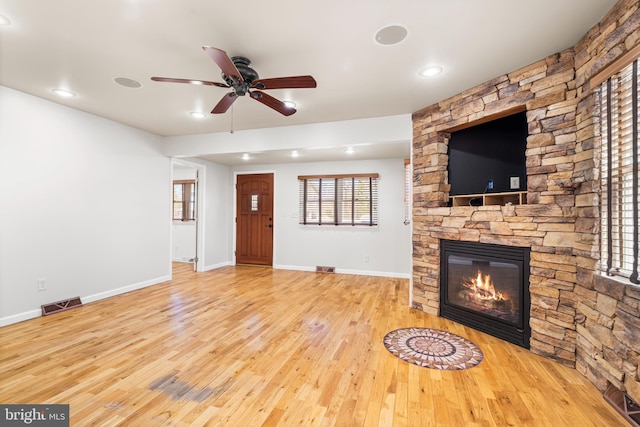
[463, 269, 506, 301]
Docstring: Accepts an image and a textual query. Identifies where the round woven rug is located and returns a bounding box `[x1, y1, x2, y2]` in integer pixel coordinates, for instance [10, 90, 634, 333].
[383, 327, 483, 370]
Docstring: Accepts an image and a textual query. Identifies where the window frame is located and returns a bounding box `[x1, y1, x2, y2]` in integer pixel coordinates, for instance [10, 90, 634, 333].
[298, 173, 379, 226]
[404, 158, 411, 225]
[172, 179, 196, 221]
[596, 57, 640, 284]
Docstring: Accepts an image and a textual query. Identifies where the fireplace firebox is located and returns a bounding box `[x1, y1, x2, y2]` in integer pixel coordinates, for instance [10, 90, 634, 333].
[440, 240, 530, 348]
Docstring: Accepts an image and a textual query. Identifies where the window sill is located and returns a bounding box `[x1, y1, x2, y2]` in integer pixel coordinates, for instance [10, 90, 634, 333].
[298, 224, 380, 230]
[596, 271, 639, 287]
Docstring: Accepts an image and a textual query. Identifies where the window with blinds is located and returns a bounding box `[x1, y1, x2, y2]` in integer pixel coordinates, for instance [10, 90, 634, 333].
[173, 180, 196, 221]
[597, 59, 640, 284]
[298, 174, 379, 226]
[404, 159, 411, 225]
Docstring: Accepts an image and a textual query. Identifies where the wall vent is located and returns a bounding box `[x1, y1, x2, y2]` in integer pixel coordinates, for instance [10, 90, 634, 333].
[315, 266, 335, 273]
[41, 297, 82, 316]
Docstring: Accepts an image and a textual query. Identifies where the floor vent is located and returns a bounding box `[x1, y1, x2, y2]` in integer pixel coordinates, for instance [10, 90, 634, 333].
[316, 266, 335, 273]
[41, 297, 83, 316]
[604, 383, 640, 427]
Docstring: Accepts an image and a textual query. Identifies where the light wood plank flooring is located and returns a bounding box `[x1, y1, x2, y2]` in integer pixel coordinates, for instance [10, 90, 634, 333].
[0, 263, 627, 426]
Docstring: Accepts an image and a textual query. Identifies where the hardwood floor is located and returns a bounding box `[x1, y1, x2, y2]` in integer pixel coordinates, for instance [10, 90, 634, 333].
[0, 263, 627, 426]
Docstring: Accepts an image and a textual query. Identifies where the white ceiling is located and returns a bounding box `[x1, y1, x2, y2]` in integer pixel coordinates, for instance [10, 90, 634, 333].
[0, 0, 618, 164]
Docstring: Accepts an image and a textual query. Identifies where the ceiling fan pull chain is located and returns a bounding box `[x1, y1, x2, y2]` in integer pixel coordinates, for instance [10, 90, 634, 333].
[230, 104, 234, 134]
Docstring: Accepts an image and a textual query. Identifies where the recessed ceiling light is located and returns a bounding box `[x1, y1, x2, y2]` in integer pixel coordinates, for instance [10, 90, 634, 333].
[0, 13, 10, 26]
[113, 77, 142, 88]
[284, 101, 296, 109]
[52, 88, 76, 98]
[419, 66, 443, 77]
[290, 150, 300, 158]
[374, 24, 408, 46]
[242, 153, 250, 161]
[190, 111, 207, 119]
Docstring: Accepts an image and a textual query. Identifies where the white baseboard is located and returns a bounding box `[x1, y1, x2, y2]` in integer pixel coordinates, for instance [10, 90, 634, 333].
[0, 309, 42, 327]
[0, 275, 171, 328]
[272, 264, 410, 279]
[273, 264, 315, 272]
[201, 261, 233, 272]
[172, 257, 194, 263]
[82, 275, 171, 305]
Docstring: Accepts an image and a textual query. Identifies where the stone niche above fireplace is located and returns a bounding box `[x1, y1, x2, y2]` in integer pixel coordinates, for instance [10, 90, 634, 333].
[447, 111, 528, 199]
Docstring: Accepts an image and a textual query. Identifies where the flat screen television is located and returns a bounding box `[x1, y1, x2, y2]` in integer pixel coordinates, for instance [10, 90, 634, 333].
[447, 112, 527, 196]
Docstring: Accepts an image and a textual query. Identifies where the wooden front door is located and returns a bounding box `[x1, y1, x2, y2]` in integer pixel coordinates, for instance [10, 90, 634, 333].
[236, 173, 274, 266]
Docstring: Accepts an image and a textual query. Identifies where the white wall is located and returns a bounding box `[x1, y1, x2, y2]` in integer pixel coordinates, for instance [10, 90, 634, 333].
[233, 158, 411, 277]
[174, 158, 233, 271]
[0, 86, 171, 325]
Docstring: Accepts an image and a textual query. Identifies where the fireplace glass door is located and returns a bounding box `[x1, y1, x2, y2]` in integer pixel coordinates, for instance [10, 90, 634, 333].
[440, 240, 530, 348]
[446, 255, 521, 326]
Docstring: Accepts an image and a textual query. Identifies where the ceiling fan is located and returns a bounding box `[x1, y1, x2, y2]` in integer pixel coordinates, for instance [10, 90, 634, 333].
[151, 46, 317, 116]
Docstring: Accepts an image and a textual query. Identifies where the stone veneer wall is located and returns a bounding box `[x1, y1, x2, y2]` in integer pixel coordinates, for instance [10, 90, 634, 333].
[411, 0, 640, 401]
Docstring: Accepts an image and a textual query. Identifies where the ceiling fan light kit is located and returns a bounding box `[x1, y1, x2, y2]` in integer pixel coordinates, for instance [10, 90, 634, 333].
[151, 46, 316, 117]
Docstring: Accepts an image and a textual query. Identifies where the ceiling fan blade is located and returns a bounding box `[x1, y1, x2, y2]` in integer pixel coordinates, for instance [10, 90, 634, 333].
[211, 93, 238, 114]
[252, 75, 317, 90]
[202, 46, 243, 83]
[250, 91, 296, 116]
[151, 77, 228, 88]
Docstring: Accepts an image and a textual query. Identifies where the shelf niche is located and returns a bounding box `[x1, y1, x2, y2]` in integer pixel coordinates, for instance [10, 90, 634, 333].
[450, 191, 527, 207]
[447, 111, 528, 204]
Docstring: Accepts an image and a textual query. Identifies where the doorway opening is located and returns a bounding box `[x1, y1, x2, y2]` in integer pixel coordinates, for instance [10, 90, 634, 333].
[171, 159, 205, 272]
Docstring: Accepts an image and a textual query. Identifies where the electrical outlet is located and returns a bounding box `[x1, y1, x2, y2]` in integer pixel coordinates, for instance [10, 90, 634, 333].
[510, 176, 520, 189]
[37, 278, 47, 292]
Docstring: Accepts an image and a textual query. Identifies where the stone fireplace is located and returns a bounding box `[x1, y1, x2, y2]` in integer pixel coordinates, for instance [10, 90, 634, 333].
[410, 0, 640, 407]
[411, 83, 581, 369]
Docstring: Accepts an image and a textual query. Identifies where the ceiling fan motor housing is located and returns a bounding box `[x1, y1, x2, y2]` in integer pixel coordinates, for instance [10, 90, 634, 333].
[222, 56, 259, 96]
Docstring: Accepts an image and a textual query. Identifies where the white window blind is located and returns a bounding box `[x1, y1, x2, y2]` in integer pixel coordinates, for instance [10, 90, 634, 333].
[404, 158, 411, 225]
[298, 174, 379, 226]
[598, 59, 640, 284]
